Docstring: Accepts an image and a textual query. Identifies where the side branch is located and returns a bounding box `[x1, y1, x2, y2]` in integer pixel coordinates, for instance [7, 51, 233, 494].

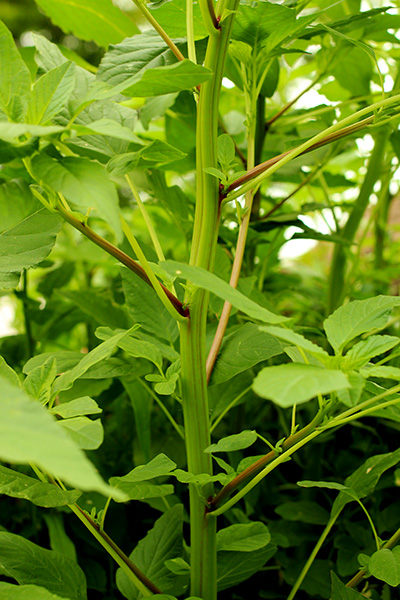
[57, 204, 188, 319]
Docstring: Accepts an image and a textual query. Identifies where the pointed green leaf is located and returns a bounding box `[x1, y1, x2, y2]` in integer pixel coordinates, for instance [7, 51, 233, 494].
[0, 583, 74, 600]
[111, 454, 177, 484]
[27, 61, 76, 124]
[0, 532, 86, 600]
[260, 326, 330, 360]
[150, 0, 208, 39]
[116, 505, 183, 599]
[331, 572, 366, 599]
[30, 155, 122, 242]
[323, 296, 400, 354]
[33, 0, 138, 47]
[58, 416, 103, 450]
[162, 261, 287, 324]
[205, 430, 257, 453]
[275, 501, 330, 525]
[343, 335, 400, 370]
[73, 118, 143, 144]
[0, 465, 80, 507]
[23, 358, 57, 404]
[217, 545, 277, 591]
[44, 513, 76, 560]
[218, 134, 235, 166]
[107, 140, 186, 176]
[96, 326, 163, 370]
[52, 329, 133, 394]
[368, 547, 400, 586]
[0, 377, 125, 499]
[0, 20, 31, 117]
[0, 122, 66, 141]
[360, 364, 400, 380]
[173, 469, 228, 486]
[0, 356, 21, 388]
[217, 522, 270, 552]
[50, 397, 101, 418]
[253, 364, 349, 407]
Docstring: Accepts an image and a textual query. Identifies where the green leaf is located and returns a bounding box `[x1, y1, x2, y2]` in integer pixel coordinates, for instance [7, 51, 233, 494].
[218, 134, 235, 166]
[52, 328, 133, 394]
[49, 397, 102, 418]
[253, 364, 349, 407]
[205, 430, 257, 453]
[58, 416, 103, 450]
[0, 122, 66, 141]
[27, 62, 76, 124]
[173, 469, 228, 486]
[0, 356, 21, 388]
[123, 379, 152, 462]
[33, 0, 138, 47]
[23, 358, 57, 404]
[0, 583, 74, 600]
[61, 290, 129, 329]
[323, 296, 400, 354]
[0, 20, 31, 118]
[73, 118, 143, 144]
[368, 547, 400, 586]
[217, 522, 271, 552]
[122, 268, 179, 342]
[150, 0, 208, 39]
[0, 532, 86, 600]
[360, 364, 400, 380]
[275, 501, 330, 525]
[336, 371, 365, 407]
[217, 545, 277, 591]
[116, 505, 183, 599]
[0, 137, 39, 164]
[44, 513, 76, 560]
[330, 572, 365, 599]
[0, 377, 124, 499]
[0, 465, 80, 507]
[96, 32, 211, 98]
[96, 326, 163, 370]
[162, 261, 287, 324]
[111, 454, 177, 485]
[342, 335, 400, 370]
[260, 326, 330, 361]
[107, 140, 186, 176]
[30, 155, 122, 242]
[0, 183, 62, 290]
[332, 448, 400, 517]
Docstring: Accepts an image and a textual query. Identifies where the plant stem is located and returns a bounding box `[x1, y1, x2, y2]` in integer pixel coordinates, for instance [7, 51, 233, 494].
[56, 203, 187, 318]
[180, 1, 239, 597]
[132, 0, 185, 62]
[198, 0, 219, 36]
[21, 270, 34, 359]
[265, 75, 321, 130]
[186, 0, 197, 63]
[327, 129, 389, 313]
[139, 379, 185, 440]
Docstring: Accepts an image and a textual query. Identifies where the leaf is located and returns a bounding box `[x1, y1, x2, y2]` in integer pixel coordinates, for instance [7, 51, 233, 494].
[368, 547, 400, 586]
[360, 364, 400, 380]
[0, 122, 65, 141]
[23, 358, 57, 404]
[0, 465, 80, 507]
[27, 62, 76, 124]
[217, 522, 271, 552]
[33, 0, 138, 47]
[336, 371, 365, 407]
[211, 323, 284, 385]
[107, 140, 186, 176]
[96, 326, 163, 370]
[116, 505, 183, 599]
[96, 32, 211, 98]
[50, 397, 102, 418]
[218, 134, 236, 166]
[0, 208, 62, 289]
[110, 454, 177, 485]
[150, 0, 208, 39]
[0, 377, 124, 499]
[44, 513, 76, 560]
[52, 328, 132, 394]
[0, 583, 74, 600]
[162, 261, 287, 324]
[58, 416, 104, 450]
[0, 532, 86, 600]
[122, 268, 179, 342]
[253, 364, 349, 407]
[323, 296, 400, 354]
[275, 501, 330, 525]
[217, 545, 277, 591]
[30, 154, 122, 242]
[73, 118, 143, 145]
[260, 326, 330, 361]
[205, 430, 257, 453]
[0, 356, 21, 388]
[0, 137, 39, 164]
[342, 335, 400, 370]
[173, 469, 228, 486]
[332, 448, 400, 517]
[330, 572, 365, 599]
[123, 379, 152, 462]
[0, 20, 31, 118]
[61, 290, 129, 329]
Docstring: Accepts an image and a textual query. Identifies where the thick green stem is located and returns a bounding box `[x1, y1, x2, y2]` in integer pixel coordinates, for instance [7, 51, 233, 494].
[327, 129, 389, 312]
[180, 2, 239, 598]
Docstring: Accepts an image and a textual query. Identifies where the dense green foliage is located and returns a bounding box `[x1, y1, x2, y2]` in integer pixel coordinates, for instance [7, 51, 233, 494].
[1, 0, 400, 599]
